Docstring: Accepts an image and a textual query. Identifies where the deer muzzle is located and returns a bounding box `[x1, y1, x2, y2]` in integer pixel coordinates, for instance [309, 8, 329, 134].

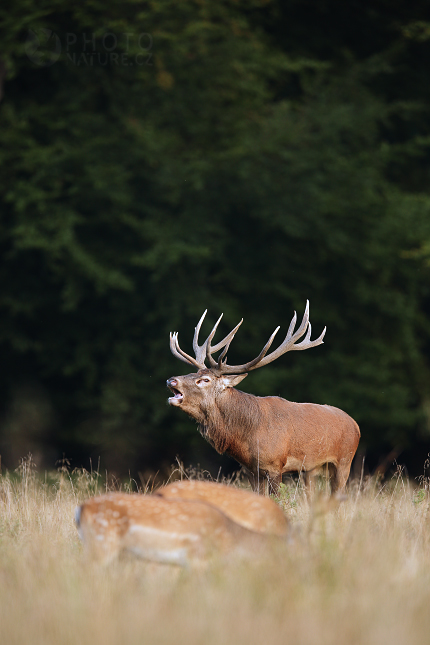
[167, 377, 184, 406]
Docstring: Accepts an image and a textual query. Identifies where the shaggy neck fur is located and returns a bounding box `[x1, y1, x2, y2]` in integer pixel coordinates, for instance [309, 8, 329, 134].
[199, 388, 263, 455]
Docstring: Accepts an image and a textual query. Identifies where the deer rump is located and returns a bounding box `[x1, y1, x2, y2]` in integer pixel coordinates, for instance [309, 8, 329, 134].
[167, 303, 360, 494]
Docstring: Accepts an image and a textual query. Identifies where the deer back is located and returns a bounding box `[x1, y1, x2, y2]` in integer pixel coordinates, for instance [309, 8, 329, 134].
[157, 480, 289, 537]
[75, 492, 273, 567]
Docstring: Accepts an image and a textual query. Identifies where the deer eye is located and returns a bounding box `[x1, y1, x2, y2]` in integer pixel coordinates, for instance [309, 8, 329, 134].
[196, 377, 211, 386]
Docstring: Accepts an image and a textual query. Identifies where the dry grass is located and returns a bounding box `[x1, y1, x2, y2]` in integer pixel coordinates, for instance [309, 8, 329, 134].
[1, 458, 430, 645]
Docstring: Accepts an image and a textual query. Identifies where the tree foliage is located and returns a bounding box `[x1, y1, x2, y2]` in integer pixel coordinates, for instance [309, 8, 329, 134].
[1, 0, 430, 475]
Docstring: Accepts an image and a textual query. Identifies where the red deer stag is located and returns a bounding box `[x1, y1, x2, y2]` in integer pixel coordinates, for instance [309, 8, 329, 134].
[167, 302, 360, 495]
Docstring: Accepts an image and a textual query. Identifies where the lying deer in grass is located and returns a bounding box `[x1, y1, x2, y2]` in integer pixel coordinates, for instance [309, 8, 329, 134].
[156, 480, 289, 537]
[167, 302, 360, 495]
[75, 486, 281, 567]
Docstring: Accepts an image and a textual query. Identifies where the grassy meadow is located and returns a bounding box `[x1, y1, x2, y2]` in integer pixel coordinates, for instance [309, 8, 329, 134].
[1, 458, 430, 645]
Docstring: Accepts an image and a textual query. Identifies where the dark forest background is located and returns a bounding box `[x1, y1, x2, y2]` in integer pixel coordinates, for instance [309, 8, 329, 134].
[1, 0, 430, 480]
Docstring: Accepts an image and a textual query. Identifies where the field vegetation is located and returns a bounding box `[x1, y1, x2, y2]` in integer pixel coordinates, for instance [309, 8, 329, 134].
[1, 458, 430, 645]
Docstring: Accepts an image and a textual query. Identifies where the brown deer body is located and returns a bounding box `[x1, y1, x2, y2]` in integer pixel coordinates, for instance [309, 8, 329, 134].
[157, 480, 289, 536]
[167, 303, 360, 494]
[75, 491, 276, 567]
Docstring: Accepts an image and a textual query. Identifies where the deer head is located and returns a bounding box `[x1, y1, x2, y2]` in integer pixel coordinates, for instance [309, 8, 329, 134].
[166, 301, 326, 421]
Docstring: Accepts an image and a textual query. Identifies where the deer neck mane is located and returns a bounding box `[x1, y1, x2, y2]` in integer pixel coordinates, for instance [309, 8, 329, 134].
[199, 388, 262, 455]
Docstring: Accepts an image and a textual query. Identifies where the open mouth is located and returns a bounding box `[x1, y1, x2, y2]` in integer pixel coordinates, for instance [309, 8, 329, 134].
[168, 386, 184, 405]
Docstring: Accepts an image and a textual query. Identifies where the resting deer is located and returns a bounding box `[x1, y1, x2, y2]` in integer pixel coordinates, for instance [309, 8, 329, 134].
[75, 491, 277, 567]
[156, 480, 289, 536]
[167, 302, 360, 495]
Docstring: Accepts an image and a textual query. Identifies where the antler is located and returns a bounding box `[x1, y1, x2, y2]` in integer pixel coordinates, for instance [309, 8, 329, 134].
[169, 302, 325, 374]
[214, 300, 326, 374]
[169, 310, 243, 370]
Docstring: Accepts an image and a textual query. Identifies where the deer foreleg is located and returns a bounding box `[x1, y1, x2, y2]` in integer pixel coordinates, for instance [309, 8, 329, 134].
[303, 469, 319, 499]
[264, 472, 282, 497]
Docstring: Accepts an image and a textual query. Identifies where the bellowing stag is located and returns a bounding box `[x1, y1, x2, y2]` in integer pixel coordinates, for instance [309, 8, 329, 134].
[167, 302, 360, 494]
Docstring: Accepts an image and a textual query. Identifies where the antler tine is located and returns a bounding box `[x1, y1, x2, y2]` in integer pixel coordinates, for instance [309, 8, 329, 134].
[202, 313, 224, 368]
[211, 318, 243, 353]
[289, 322, 327, 351]
[187, 310, 223, 367]
[171, 312, 245, 371]
[212, 301, 325, 375]
[192, 310, 208, 363]
[246, 300, 321, 368]
[216, 338, 232, 366]
[285, 300, 309, 344]
[195, 312, 245, 367]
[215, 319, 247, 368]
[170, 332, 202, 369]
[285, 310, 297, 340]
[215, 326, 280, 373]
[207, 318, 244, 369]
[195, 312, 243, 365]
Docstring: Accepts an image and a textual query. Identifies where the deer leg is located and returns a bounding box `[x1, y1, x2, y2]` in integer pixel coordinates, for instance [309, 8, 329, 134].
[266, 472, 282, 497]
[246, 469, 261, 493]
[248, 470, 268, 495]
[326, 463, 337, 494]
[259, 479, 268, 496]
[331, 460, 352, 495]
[303, 469, 318, 499]
[257, 472, 270, 496]
[253, 471, 281, 496]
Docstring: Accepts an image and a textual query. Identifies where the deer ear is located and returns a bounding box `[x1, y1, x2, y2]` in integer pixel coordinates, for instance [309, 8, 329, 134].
[220, 374, 248, 388]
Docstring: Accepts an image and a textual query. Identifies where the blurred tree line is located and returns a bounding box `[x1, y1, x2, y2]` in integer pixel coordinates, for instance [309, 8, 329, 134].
[1, 0, 430, 477]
